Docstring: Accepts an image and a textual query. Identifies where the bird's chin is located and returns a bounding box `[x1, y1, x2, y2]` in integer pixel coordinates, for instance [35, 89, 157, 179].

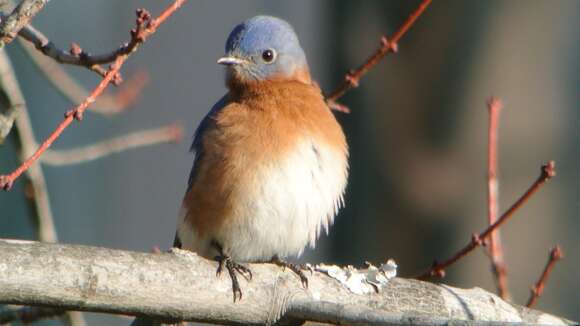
[224, 67, 261, 89]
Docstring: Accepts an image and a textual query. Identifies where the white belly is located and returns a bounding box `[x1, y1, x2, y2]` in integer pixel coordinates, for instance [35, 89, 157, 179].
[178, 139, 348, 262]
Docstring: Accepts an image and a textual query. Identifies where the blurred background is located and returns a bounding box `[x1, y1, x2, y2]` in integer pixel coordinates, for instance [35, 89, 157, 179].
[0, 0, 578, 324]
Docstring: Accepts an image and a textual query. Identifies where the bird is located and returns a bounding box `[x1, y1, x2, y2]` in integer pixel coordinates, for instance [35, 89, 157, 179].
[173, 15, 349, 301]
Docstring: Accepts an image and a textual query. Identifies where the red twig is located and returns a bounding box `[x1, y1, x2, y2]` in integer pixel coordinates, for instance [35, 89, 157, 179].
[19, 35, 150, 114]
[526, 246, 564, 308]
[0, 0, 187, 190]
[326, 0, 432, 111]
[16, 3, 180, 80]
[416, 161, 556, 280]
[486, 97, 509, 299]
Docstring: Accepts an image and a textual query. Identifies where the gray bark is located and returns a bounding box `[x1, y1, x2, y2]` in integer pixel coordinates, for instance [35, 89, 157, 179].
[0, 0, 48, 44]
[0, 239, 574, 325]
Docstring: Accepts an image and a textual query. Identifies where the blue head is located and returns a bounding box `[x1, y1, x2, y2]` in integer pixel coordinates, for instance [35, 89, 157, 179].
[218, 16, 310, 85]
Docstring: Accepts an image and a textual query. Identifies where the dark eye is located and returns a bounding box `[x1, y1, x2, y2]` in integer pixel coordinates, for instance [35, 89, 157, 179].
[261, 49, 276, 63]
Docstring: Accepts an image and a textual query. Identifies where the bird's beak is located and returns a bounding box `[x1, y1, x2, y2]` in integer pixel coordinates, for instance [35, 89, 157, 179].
[217, 56, 247, 66]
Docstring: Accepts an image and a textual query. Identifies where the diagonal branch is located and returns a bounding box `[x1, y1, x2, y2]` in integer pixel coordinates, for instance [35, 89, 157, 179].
[417, 161, 556, 280]
[0, 0, 187, 190]
[325, 0, 432, 112]
[18, 37, 149, 116]
[41, 123, 183, 166]
[526, 246, 564, 308]
[15, 1, 182, 80]
[16, 23, 113, 78]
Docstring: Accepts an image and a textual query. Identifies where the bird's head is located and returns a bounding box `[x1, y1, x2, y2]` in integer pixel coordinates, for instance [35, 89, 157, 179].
[218, 16, 310, 87]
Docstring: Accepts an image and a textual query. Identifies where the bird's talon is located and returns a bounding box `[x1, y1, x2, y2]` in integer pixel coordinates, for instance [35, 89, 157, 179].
[215, 255, 252, 301]
[232, 262, 252, 281]
[216, 256, 225, 277]
[271, 257, 310, 289]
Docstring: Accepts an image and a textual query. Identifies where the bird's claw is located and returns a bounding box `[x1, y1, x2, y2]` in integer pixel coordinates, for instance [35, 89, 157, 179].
[271, 257, 310, 288]
[215, 255, 252, 302]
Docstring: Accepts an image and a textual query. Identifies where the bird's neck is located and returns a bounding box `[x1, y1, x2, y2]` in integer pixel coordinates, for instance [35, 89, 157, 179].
[226, 68, 312, 93]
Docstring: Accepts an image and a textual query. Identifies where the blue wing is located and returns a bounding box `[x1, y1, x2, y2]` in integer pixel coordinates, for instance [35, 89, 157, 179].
[175, 94, 229, 249]
[187, 94, 229, 188]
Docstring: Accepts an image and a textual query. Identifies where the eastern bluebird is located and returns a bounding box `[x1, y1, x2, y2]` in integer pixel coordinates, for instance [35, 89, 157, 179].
[174, 15, 349, 301]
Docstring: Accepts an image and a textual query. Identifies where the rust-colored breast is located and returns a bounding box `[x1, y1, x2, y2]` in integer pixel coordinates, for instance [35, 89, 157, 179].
[182, 80, 347, 239]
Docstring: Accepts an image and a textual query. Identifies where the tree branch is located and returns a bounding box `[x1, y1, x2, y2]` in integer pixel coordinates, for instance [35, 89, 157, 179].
[18, 37, 148, 116]
[41, 123, 183, 166]
[16, 23, 113, 78]
[0, 0, 48, 45]
[15, 0, 182, 80]
[0, 239, 573, 325]
[325, 0, 432, 112]
[417, 161, 556, 280]
[527, 246, 564, 308]
[0, 0, 187, 190]
[486, 96, 510, 299]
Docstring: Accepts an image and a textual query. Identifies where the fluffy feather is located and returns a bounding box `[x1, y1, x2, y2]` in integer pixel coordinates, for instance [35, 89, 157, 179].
[177, 80, 348, 262]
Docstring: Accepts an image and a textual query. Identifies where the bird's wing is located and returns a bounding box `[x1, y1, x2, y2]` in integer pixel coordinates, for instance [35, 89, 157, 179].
[187, 94, 230, 188]
[173, 94, 229, 249]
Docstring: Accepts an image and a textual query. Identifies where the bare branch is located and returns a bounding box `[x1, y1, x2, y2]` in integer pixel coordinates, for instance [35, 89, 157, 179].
[0, 0, 187, 190]
[16, 23, 112, 78]
[417, 161, 556, 280]
[486, 96, 510, 299]
[325, 0, 432, 112]
[527, 246, 564, 308]
[18, 37, 149, 116]
[0, 239, 574, 325]
[0, 48, 57, 242]
[15, 1, 183, 79]
[0, 0, 48, 45]
[41, 124, 183, 166]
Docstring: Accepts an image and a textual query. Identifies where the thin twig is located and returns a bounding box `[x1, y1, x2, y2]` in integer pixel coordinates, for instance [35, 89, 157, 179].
[0, 306, 65, 324]
[0, 0, 48, 45]
[19, 37, 149, 115]
[416, 161, 556, 280]
[0, 0, 187, 190]
[526, 246, 564, 308]
[486, 97, 510, 299]
[16, 23, 111, 78]
[42, 123, 183, 166]
[325, 0, 432, 111]
[15, 2, 180, 79]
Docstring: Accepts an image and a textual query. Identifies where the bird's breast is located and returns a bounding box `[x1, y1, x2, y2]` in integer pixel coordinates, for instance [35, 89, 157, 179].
[180, 81, 348, 261]
[215, 135, 347, 261]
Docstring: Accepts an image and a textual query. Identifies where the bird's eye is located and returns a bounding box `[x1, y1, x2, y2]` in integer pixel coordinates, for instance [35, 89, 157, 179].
[261, 49, 276, 63]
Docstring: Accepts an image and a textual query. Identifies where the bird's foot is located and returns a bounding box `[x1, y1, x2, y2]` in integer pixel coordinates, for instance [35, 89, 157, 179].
[270, 256, 312, 288]
[215, 255, 252, 302]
